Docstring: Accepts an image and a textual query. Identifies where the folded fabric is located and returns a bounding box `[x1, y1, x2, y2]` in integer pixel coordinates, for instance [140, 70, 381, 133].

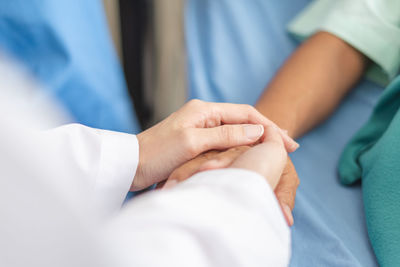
[339, 76, 400, 266]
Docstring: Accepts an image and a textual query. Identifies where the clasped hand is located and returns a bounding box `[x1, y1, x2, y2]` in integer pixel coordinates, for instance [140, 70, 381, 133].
[133, 100, 299, 224]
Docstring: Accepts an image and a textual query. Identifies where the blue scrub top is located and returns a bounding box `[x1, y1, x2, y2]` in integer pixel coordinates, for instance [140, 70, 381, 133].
[0, 0, 140, 133]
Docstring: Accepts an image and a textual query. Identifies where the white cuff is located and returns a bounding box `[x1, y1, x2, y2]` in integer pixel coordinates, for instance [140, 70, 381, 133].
[94, 129, 139, 219]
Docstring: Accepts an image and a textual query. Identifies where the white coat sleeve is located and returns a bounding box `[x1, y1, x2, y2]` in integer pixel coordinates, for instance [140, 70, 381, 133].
[106, 168, 291, 267]
[40, 123, 139, 219]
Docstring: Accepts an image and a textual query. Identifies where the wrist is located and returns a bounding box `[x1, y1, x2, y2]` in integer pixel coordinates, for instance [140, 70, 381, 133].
[255, 103, 298, 138]
[131, 131, 150, 191]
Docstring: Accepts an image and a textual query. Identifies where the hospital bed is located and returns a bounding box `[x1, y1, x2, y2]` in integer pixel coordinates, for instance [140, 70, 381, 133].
[0, 0, 380, 265]
[185, 0, 380, 266]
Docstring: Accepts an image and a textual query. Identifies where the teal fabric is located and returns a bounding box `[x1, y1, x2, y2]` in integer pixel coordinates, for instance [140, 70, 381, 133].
[339, 76, 400, 266]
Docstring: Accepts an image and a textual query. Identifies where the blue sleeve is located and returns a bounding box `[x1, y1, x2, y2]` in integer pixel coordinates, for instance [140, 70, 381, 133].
[0, 0, 140, 133]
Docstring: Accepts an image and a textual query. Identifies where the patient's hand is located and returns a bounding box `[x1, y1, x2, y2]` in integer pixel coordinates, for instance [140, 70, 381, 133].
[156, 147, 250, 189]
[157, 146, 250, 189]
[160, 148, 299, 226]
[274, 159, 299, 226]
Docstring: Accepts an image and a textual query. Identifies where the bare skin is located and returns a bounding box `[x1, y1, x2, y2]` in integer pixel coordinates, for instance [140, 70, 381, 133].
[255, 31, 368, 138]
[133, 99, 297, 191]
[254, 31, 368, 224]
[163, 31, 368, 226]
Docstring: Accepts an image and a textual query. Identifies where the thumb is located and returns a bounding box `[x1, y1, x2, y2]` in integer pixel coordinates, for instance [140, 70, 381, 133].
[230, 125, 287, 189]
[196, 124, 264, 152]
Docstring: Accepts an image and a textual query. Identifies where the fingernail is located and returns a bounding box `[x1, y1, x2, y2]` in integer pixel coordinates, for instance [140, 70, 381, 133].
[244, 124, 264, 140]
[163, 179, 178, 189]
[292, 141, 300, 150]
[279, 129, 299, 151]
[283, 204, 294, 226]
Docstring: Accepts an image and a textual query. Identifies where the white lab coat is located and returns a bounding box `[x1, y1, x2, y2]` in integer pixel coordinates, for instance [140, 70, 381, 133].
[0, 59, 290, 267]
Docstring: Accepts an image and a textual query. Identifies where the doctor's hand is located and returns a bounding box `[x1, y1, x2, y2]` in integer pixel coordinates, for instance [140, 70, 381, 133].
[133, 99, 298, 191]
[164, 126, 287, 188]
[162, 137, 299, 226]
[229, 125, 288, 189]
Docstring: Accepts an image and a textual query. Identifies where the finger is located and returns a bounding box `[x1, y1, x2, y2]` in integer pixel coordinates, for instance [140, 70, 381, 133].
[274, 158, 299, 210]
[164, 147, 251, 189]
[198, 146, 251, 171]
[273, 128, 299, 153]
[203, 102, 299, 152]
[274, 158, 299, 226]
[163, 151, 219, 189]
[195, 124, 264, 153]
[230, 126, 288, 188]
[203, 102, 276, 127]
[279, 202, 294, 227]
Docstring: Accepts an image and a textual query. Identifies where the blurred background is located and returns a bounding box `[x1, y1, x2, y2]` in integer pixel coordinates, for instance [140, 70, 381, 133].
[103, 0, 186, 129]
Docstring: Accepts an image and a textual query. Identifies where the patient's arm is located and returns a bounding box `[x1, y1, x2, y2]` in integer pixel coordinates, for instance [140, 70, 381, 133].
[256, 31, 368, 138]
[162, 32, 368, 226]
[252, 31, 368, 223]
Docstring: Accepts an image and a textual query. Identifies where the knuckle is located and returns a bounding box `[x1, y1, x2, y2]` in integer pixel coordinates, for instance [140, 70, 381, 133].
[171, 170, 184, 181]
[219, 125, 237, 144]
[244, 104, 258, 117]
[186, 99, 203, 109]
[294, 176, 300, 187]
[280, 188, 294, 196]
[168, 170, 179, 181]
[249, 105, 258, 114]
[243, 104, 255, 111]
[181, 129, 199, 157]
[275, 184, 293, 196]
[288, 163, 300, 187]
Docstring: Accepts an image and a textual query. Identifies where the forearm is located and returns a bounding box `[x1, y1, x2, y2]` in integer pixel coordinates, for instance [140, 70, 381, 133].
[256, 31, 368, 138]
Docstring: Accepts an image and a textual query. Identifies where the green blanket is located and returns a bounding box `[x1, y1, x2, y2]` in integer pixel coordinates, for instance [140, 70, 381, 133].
[339, 76, 400, 266]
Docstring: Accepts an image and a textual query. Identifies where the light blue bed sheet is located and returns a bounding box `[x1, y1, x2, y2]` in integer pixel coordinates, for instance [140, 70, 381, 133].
[185, 0, 381, 266]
